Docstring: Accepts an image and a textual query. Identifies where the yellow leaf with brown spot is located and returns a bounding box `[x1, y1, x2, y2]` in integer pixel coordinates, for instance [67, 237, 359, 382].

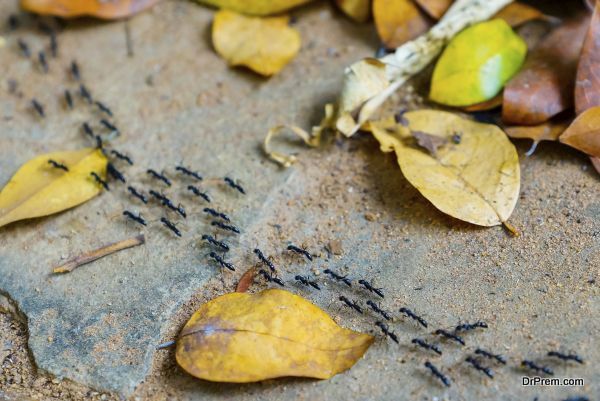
[0, 148, 108, 228]
[20, 0, 162, 19]
[196, 0, 313, 16]
[369, 110, 520, 227]
[212, 10, 301, 77]
[373, 0, 431, 49]
[176, 289, 373, 382]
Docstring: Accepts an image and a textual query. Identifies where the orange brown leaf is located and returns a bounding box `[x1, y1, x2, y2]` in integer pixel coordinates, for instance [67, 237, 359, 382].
[413, 0, 452, 20]
[575, 0, 600, 115]
[335, 0, 371, 22]
[494, 2, 546, 27]
[20, 0, 162, 19]
[373, 0, 432, 49]
[505, 120, 569, 155]
[559, 105, 600, 157]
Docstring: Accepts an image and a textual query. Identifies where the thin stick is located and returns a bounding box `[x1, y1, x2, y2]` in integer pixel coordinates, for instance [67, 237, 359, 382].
[53, 234, 145, 273]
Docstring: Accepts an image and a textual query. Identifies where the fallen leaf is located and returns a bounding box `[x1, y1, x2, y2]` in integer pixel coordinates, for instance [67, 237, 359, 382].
[176, 289, 373, 382]
[430, 19, 526, 107]
[195, 0, 313, 15]
[414, 0, 452, 19]
[335, 0, 370, 22]
[505, 120, 570, 156]
[212, 10, 301, 77]
[370, 110, 520, 227]
[559, 105, 600, 157]
[462, 93, 503, 112]
[503, 14, 590, 125]
[236, 267, 257, 292]
[575, 0, 600, 115]
[373, 0, 432, 49]
[0, 148, 107, 228]
[591, 157, 600, 174]
[20, 0, 162, 19]
[494, 2, 547, 27]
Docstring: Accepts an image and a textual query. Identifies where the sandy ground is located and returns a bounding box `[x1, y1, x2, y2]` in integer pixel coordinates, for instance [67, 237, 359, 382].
[0, 1, 598, 400]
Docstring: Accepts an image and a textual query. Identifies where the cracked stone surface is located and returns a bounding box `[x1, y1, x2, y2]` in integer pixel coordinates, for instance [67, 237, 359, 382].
[1, 1, 599, 400]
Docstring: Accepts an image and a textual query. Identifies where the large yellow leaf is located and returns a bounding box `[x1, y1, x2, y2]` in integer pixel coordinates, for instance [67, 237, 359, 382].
[0, 148, 107, 228]
[176, 289, 373, 382]
[430, 19, 527, 107]
[369, 110, 520, 227]
[196, 0, 313, 16]
[212, 10, 301, 77]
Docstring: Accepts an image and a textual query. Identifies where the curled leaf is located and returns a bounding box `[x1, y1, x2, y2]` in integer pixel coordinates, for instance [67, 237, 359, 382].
[370, 110, 520, 227]
[575, 0, 600, 115]
[560, 105, 600, 158]
[195, 0, 313, 16]
[430, 19, 527, 107]
[335, 0, 370, 22]
[505, 120, 569, 156]
[414, 0, 453, 20]
[176, 289, 373, 382]
[503, 14, 590, 125]
[264, 124, 320, 167]
[373, 0, 432, 49]
[20, 0, 162, 19]
[212, 10, 301, 77]
[0, 148, 107, 228]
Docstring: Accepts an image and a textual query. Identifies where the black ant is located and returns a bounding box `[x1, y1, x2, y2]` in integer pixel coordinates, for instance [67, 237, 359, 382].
[424, 361, 450, 387]
[82, 122, 94, 138]
[254, 248, 276, 272]
[107, 163, 126, 183]
[160, 217, 181, 237]
[561, 397, 589, 401]
[287, 244, 313, 261]
[38, 51, 48, 73]
[147, 169, 171, 186]
[294, 275, 320, 290]
[208, 252, 235, 271]
[110, 150, 133, 165]
[187, 185, 210, 202]
[95, 135, 103, 150]
[224, 177, 245, 194]
[17, 39, 30, 57]
[100, 119, 119, 135]
[412, 338, 442, 355]
[211, 221, 240, 234]
[79, 84, 92, 103]
[127, 186, 147, 204]
[474, 348, 506, 365]
[434, 329, 465, 346]
[394, 108, 409, 126]
[70, 60, 80, 81]
[521, 360, 553, 376]
[452, 132, 462, 144]
[375, 321, 398, 343]
[123, 210, 146, 226]
[366, 300, 391, 321]
[358, 279, 384, 298]
[49, 33, 57, 57]
[547, 351, 584, 364]
[31, 99, 44, 118]
[399, 307, 428, 328]
[201, 234, 229, 252]
[95, 101, 113, 117]
[149, 190, 170, 204]
[90, 172, 109, 190]
[169, 203, 187, 219]
[64, 90, 73, 109]
[339, 296, 362, 314]
[8, 15, 19, 31]
[203, 207, 230, 222]
[176, 166, 202, 181]
[465, 356, 494, 379]
[47, 159, 68, 172]
[323, 269, 351, 287]
[258, 269, 284, 286]
[455, 321, 487, 332]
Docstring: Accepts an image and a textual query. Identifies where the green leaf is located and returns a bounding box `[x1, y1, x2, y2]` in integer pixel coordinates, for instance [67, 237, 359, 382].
[430, 19, 527, 107]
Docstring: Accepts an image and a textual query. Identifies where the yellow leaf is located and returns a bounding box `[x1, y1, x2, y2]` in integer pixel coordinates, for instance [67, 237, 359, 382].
[176, 289, 373, 382]
[335, 0, 370, 23]
[195, 0, 313, 16]
[212, 10, 301, 77]
[370, 110, 520, 227]
[0, 148, 108, 228]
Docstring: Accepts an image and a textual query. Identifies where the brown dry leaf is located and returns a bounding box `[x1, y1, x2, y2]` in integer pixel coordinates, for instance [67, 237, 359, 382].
[591, 157, 600, 174]
[505, 120, 570, 156]
[414, 0, 453, 19]
[560, 105, 600, 157]
[335, 0, 371, 22]
[369, 110, 520, 228]
[176, 289, 373, 382]
[373, 0, 432, 49]
[576, 0, 600, 115]
[212, 10, 301, 77]
[0, 148, 107, 228]
[20, 0, 162, 19]
[494, 2, 546, 27]
[195, 0, 313, 15]
[502, 14, 590, 125]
